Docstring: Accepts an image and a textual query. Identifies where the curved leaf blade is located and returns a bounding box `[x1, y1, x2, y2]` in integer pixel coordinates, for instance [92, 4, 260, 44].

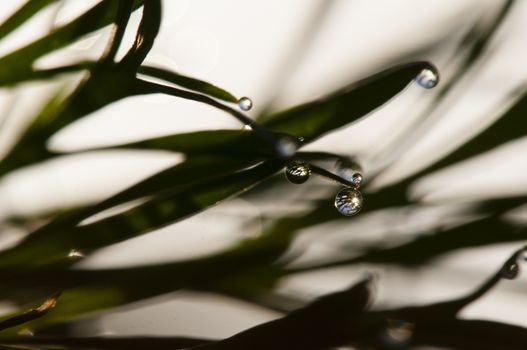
[0, 0, 142, 86]
[261, 62, 431, 142]
[139, 65, 238, 103]
[0, 0, 59, 41]
[0, 158, 285, 268]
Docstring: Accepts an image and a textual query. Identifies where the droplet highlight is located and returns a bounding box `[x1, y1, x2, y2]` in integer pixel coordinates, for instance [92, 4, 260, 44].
[336, 159, 363, 188]
[276, 136, 298, 157]
[415, 67, 439, 89]
[334, 187, 363, 216]
[500, 261, 519, 280]
[237, 96, 253, 111]
[285, 160, 311, 184]
[68, 249, 85, 260]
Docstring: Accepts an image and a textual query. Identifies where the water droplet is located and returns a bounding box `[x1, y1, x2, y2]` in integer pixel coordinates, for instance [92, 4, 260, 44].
[237, 97, 253, 111]
[381, 319, 414, 348]
[334, 188, 363, 216]
[285, 160, 311, 184]
[68, 249, 85, 259]
[242, 124, 253, 131]
[336, 159, 363, 188]
[501, 261, 520, 280]
[276, 136, 298, 157]
[351, 173, 363, 187]
[415, 67, 439, 89]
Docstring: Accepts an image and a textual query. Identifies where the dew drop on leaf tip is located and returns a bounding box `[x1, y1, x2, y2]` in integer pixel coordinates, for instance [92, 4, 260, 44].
[336, 159, 363, 188]
[237, 96, 253, 111]
[415, 67, 439, 89]
[500, 261, 519, 280]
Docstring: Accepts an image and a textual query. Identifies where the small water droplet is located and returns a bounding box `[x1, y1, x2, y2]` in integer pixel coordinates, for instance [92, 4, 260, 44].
[381, 319, 414, 348]
[68, 249, 85, 259]
[285, 160, 311, 184]
[501, 261, 520, 280]
[276, 136, 298, 157]
[237, 97, 253, 111]
[336, 159, 363, 188]
[415, 67, 439, 89]
[351, 173, 363, 187]
[334, 188, 363, 216]
[242, 124, 253, 130]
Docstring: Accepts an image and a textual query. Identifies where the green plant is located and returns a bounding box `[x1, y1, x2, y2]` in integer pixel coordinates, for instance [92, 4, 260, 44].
[0, 0, 526, 349]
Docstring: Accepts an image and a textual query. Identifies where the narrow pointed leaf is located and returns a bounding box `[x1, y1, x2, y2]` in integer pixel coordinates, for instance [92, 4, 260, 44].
[92, 129, 275, 156]
[138, 66, 237, 103]
[261, 62, 430, 142]
[28, 155, 258, 241]
[0, 0, 59, 40]
[0, 0, 141, 86]
[0, 159, 285, 268]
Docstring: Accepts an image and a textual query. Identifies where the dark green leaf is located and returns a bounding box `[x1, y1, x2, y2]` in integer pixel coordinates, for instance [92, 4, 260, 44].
[0, 0, 59, 40]
[28, 155, 259, 241]
[0, 0, 142, 86]
[97, 129, 275, 156]
[0, 293, 60, 332]
[138, 66, 238, 103]
[261, 62, 430, 142]
[120, 0, 162, 70]
[0, 158, 285, 268]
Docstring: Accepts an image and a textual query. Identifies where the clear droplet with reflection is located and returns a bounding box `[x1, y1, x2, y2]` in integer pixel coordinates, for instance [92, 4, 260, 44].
[501, 261, 520, 280]
[380, 319, 414, 348]
[334, 188, 363, 216]
[336, 159, 363, 188]
[351, 173, 363, 187]
[276, 136, 298, 157]
[415, 67, 439, 89]
[285, 160, 311, 184]
[68, 249, 85, 260]
[237, 96, 253, 111]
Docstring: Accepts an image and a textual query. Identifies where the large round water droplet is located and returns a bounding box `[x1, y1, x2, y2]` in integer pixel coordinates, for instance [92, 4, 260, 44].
[276, 136, 299, 157]
[336, 159, 363, 188]
[237, 96, 253, 111]
[416, 67, 439, 89]
[501, 261, 519, 280]
[285, 160, 311, 184]
[334, 188, 363, 216]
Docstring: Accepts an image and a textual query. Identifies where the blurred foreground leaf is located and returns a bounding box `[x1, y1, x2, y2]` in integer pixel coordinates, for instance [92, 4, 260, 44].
[0, 158, 285, 268]
[0, 0, 59, 40]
